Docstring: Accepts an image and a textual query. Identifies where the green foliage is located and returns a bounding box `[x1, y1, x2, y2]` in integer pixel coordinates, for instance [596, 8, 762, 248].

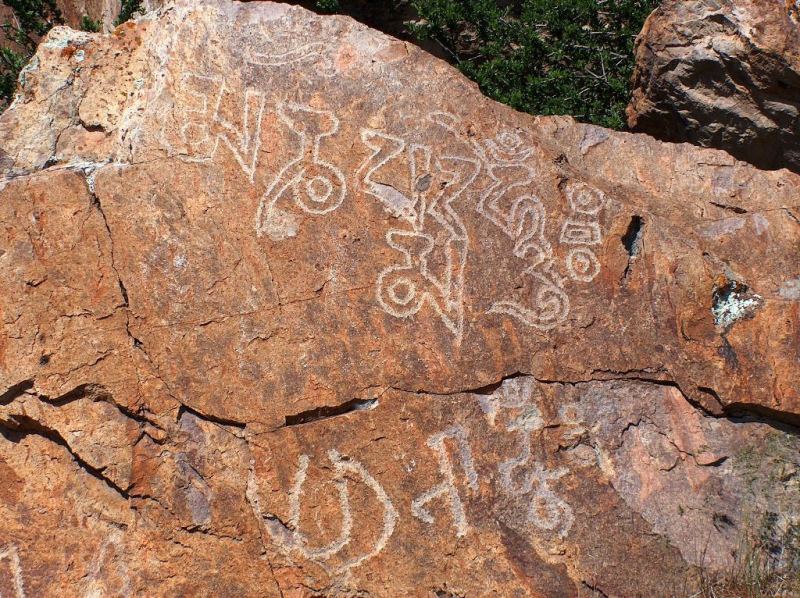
[115, 0, 143, 26]
[80, 15, 102, 32]
[0, 47, 27, 106]
[315, 0, 342, 13]
[0, 0, 63, 108]
[2, 0, 62, 52]
[407, 0, 656, 129]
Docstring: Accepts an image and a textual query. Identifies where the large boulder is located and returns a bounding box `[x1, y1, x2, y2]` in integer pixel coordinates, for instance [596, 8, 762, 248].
[627, 0, 800, 174]
[0, 1, 798, 595]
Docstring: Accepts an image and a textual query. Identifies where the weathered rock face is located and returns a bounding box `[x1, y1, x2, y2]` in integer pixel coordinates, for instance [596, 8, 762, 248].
[627, 0, 800, 174]
[0, 1, 798, 595]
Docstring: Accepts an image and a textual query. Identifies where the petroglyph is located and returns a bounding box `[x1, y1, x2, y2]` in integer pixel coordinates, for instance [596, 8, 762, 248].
[560, 182, 606, 283]
[412, 425, 479, 538]
[477, 376, 541, 428]
[472, 129, 570, 330]
[0, 545, 26, 598]
[261, 450, 397, 574]
[165, 73, 266, 181]
[479, 378, 575, 539]
[360, 113, 479, 342]
[524, 464, 574, 538]
[245, 42, 328, 69]
[566, 247, 601, 282]
[560, 220, 602, 245]
[256, 103, 346, 241]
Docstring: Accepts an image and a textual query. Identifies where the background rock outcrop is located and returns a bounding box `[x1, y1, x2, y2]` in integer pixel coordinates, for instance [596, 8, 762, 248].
[628, 0, 800, 173]
[0, 1, 798, 595]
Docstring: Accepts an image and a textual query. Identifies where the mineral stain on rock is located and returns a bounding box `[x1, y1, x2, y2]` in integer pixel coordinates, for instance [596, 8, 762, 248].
[0, 0, 798, 595]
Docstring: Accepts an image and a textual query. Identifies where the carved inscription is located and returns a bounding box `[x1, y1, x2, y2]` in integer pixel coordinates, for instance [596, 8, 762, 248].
[164, 74, 611, 338]
[165, 73, 266, 181]
[258, 450, 397, 574]
[251, 379, 579, 574]
[561, 181, 605, 283]
[359, 113, 480, 342]
[472, 129, 570, 330]
[480, 377, 575, 538]
[245, 42, 328, 69]
[256, 103, 347, 240]
[411, 425, 479, 537]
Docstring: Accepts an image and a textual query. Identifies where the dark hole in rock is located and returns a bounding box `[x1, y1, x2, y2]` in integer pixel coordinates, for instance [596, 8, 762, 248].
[621, 215, 644, 257]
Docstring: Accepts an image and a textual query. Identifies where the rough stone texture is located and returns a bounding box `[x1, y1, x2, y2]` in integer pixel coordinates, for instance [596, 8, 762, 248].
[0, 1, 798, 595]
[627, 0, 800, 174]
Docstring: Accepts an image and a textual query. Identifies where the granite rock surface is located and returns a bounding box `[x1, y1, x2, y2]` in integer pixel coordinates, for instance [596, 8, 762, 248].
[0, 1, 798, 595]
[628, 0, 800, 174]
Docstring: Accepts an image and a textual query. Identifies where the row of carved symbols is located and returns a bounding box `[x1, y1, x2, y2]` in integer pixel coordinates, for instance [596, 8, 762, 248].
[0, 545, 25, 598]
[478, 377, 574, 538]
[253, 426, 477, 575]
[256, 103, 346, 241]
[165, 74, 348, 243]
[358, 113, 480, 343]
[472, 129, 570, 330]
[255, 408, 573, 574]
[165, 37, 337, 181]
[561, 181, 605, 283]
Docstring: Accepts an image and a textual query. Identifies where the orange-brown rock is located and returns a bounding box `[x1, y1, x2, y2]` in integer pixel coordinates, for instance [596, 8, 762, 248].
[0, 1, 798, 595]
[628, 0, 800, 174]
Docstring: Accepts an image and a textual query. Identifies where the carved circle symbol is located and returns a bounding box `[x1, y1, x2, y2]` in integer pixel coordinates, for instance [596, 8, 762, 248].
[528, 492, 564, 531]
[568, 184, 605, 215]
[306, 176, 333, 204]
[295, 168, 345, 215]
[388, 278, 417, 307]
[566, 247, 600, 282]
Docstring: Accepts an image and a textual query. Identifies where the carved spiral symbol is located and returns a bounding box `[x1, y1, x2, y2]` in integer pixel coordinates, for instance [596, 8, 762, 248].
[534, 282, 571, 327]
[528, 490, 571, 533]
[388, 278, 417, 307]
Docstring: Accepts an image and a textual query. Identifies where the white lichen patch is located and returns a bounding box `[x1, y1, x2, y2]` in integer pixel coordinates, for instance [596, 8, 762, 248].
[712, 280, 762, 328]
[43, 27, 95, 50]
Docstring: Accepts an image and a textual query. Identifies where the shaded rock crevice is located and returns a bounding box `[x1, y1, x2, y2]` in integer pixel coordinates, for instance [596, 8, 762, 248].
[0, 414, 132, 501]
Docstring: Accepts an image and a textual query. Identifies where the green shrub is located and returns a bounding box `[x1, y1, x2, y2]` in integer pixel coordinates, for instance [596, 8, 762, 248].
[0, 47, 27, 106]
[407, 0, 656, 129]
[80, 15, 102, 32]
[115, 0, 143, 26]
[315, 0, 342, 13]
[0, 0, 63, 108]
